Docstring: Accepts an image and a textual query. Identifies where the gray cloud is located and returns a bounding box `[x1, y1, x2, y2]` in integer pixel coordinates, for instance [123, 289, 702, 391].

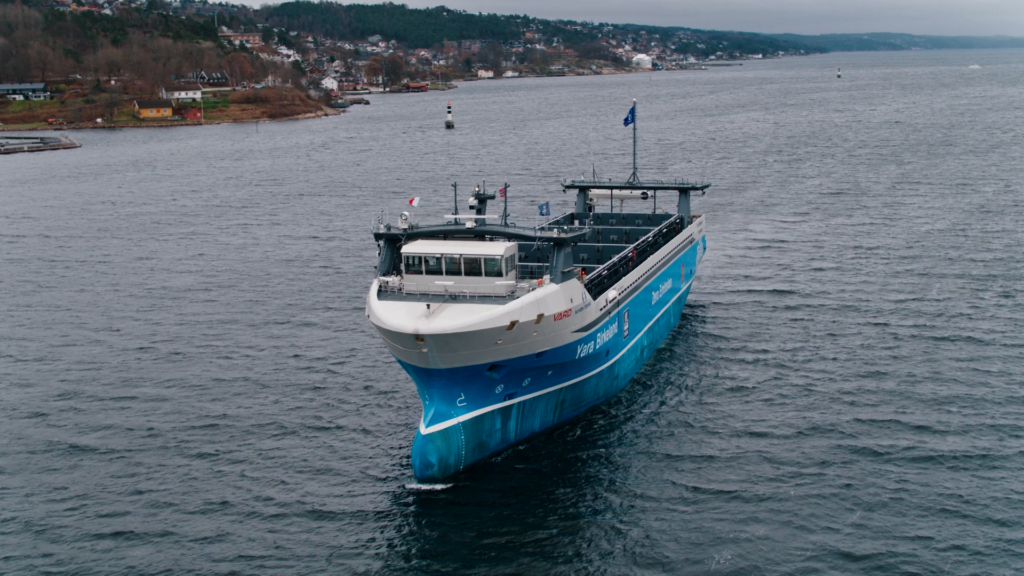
[239, 0, 1024, 36]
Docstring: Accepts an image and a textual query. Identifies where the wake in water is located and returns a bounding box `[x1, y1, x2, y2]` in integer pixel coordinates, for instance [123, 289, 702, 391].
[405, 483, 454, 491]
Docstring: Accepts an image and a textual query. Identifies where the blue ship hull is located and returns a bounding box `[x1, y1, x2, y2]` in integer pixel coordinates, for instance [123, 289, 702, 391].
[398, 237, 704, 482]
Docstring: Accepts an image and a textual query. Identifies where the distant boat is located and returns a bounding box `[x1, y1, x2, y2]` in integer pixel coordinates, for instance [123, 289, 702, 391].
[969, 64, 982, 69]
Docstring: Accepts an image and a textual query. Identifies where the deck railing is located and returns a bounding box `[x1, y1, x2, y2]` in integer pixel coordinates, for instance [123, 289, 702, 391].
[378, 277, 544, 299]
[516, 263, 550, 281]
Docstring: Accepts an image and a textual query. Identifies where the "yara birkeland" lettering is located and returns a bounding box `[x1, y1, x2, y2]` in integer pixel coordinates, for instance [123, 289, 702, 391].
[576, 319, 619, 359]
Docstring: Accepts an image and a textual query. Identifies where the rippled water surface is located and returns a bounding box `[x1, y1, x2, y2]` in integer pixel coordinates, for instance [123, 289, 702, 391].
[3, 50, 1024, 575]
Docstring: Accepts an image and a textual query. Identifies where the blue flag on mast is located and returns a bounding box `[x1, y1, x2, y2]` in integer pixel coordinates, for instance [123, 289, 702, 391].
[538, 202, 550, 216]
[623, 104, 635, 127]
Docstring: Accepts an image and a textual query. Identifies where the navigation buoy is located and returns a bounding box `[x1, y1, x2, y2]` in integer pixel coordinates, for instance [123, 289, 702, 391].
[445, 101, 454, 129]
[837, 67, 842, 79]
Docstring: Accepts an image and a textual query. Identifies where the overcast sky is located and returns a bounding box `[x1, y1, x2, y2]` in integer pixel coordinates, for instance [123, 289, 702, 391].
[246, 0, 1024, 37]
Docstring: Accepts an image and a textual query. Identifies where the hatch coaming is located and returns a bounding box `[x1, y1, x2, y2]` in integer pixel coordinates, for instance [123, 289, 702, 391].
[589, 213, 705, 316]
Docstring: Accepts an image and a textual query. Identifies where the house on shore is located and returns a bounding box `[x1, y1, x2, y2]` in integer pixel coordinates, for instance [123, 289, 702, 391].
[133, 100, 174, 120]
[402, 82, 429, 92]
[0, 83, 50, 100]
[477, 69, 494, 79]
[188, 69, 230, 86]
[160, 84, 203, 102]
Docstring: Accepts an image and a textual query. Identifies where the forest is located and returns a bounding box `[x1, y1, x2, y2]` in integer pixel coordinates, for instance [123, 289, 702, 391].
[257, 2, 816, 57]
[258, 2, 528, 49]
[769, 32, 1024, 52]
[0, 2, 299, 88]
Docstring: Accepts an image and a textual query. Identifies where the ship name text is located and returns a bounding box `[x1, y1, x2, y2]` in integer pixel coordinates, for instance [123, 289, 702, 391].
[577, 319, 619, 359]
[652, 278, 673, 305]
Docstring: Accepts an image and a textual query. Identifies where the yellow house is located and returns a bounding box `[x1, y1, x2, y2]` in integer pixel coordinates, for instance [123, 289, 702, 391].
[133, 99, 174, 119]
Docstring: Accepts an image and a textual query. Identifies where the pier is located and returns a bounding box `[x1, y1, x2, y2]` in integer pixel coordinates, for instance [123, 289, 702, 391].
[0, 134, 81, 154]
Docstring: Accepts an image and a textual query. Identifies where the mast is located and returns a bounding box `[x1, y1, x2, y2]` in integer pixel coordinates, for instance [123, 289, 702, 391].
[502, 182, 509, 226]
[628, 98, 638, 184]
[451, 182, 460, 224]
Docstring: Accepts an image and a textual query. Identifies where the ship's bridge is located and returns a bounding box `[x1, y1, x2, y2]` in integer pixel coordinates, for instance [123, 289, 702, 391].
[398, 239, 521, 297]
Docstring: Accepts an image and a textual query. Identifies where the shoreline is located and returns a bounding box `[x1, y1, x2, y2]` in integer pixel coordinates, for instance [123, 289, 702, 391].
[0, 65, 736, 132]
[0, 106, 341, 133]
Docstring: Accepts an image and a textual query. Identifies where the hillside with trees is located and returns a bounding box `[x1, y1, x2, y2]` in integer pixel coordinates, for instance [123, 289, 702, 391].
[770, 32, 1024, 52]
[256, 1, 818, 58]
[258, 2, 526, 48]
[0, 2, 300, 87]
[0, 0, 317, 127]
[6, 0, 1019, 129]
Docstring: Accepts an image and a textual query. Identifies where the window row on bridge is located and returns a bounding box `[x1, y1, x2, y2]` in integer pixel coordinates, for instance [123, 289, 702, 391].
[403, 254, 517, 278]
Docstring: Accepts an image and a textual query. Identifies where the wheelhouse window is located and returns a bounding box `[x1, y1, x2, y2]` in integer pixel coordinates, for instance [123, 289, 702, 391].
[462, 257, 483, 277]
[504, 254, 517, 275]
[443, 256, 462, 276]
[484, 257, 504, 277]
[424, 255, 443, 275]
[403, 255, 423, 275]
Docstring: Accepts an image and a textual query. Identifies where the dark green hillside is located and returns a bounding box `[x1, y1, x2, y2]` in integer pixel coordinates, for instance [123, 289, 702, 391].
[771, 32, 1024, 52]
[258, 2, 527, 47]
[256, 1, 819, 57]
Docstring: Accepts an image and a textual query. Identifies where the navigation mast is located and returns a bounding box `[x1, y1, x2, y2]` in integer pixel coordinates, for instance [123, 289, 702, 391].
[627, 98, 638, 184]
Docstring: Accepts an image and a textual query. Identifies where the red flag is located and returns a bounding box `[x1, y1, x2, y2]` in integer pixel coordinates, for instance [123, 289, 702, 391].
[498, 186, 506, 198]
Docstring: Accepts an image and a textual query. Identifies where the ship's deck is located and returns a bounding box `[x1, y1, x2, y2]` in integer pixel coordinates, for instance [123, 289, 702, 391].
[375, 211, 698, 302]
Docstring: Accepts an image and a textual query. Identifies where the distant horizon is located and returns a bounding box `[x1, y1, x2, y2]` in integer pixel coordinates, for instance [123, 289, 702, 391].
[237, 0, 1024, 38]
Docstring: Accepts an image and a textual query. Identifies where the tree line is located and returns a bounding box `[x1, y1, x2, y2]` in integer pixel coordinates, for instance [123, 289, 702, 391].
[258, 3, 528, 50]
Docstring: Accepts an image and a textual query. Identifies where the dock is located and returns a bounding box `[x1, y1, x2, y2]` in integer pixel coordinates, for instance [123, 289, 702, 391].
[0, 134, 81, 154]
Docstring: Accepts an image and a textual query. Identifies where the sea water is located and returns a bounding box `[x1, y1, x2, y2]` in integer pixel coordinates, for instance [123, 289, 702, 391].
[2, 49, 1024, 574]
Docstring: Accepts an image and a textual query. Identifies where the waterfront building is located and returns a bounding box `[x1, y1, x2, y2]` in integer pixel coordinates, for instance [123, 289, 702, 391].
[160, 84, 203, 102]
[0, 83, 50, 100]
[632, 54, 653, 69]
[133, 100, 174, 120]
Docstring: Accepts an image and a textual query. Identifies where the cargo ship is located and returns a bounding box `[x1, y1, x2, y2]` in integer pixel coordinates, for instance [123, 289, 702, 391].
[366, 106, 710, 481]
